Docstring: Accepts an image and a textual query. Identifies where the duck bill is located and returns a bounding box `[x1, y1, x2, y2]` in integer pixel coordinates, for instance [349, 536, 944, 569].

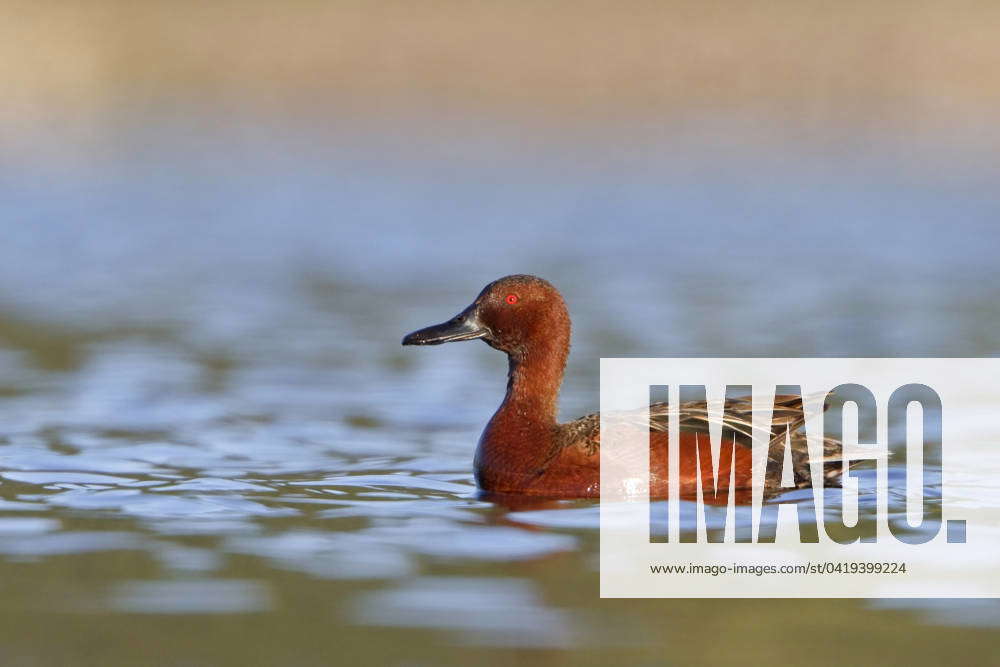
[402, 304, 488, 346]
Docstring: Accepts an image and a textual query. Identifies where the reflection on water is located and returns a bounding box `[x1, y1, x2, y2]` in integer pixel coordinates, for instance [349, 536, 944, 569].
[354, 577, 579, 648]
[110, 579, 273, 615]
[1, 114, 999, 664]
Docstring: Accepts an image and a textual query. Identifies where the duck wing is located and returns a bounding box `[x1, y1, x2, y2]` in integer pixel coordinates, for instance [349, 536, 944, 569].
[545, 394, 845, 488]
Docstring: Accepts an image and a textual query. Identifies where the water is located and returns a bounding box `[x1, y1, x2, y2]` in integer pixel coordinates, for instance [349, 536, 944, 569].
[1, 113, 999, 665]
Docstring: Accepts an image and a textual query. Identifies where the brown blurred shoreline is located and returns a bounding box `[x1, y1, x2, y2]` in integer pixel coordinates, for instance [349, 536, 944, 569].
[4, 1, 1000, 153]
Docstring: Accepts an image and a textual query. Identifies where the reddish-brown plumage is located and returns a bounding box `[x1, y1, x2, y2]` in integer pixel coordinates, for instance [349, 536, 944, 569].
[403, 274, 827, 499]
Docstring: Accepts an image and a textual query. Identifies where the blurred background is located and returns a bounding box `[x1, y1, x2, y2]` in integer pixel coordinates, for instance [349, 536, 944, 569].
[1, 1, 999, 665]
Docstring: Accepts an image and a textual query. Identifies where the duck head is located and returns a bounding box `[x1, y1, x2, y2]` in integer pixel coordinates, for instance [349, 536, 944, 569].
[401, 274, 570, 357]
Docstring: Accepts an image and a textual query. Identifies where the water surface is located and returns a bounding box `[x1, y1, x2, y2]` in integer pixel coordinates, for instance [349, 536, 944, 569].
[1, 115, 999, 665]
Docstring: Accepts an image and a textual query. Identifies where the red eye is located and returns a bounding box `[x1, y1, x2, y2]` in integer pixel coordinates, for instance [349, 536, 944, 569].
[505, 294, 518, 305]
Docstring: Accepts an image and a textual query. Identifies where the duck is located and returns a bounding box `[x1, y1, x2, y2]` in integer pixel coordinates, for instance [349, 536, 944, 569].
[402, 274, 842, 499]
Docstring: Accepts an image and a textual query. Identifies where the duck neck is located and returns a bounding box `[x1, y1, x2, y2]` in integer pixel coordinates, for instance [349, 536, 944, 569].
[475, 331, 570, 490]
[501, 339, 567, 426]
